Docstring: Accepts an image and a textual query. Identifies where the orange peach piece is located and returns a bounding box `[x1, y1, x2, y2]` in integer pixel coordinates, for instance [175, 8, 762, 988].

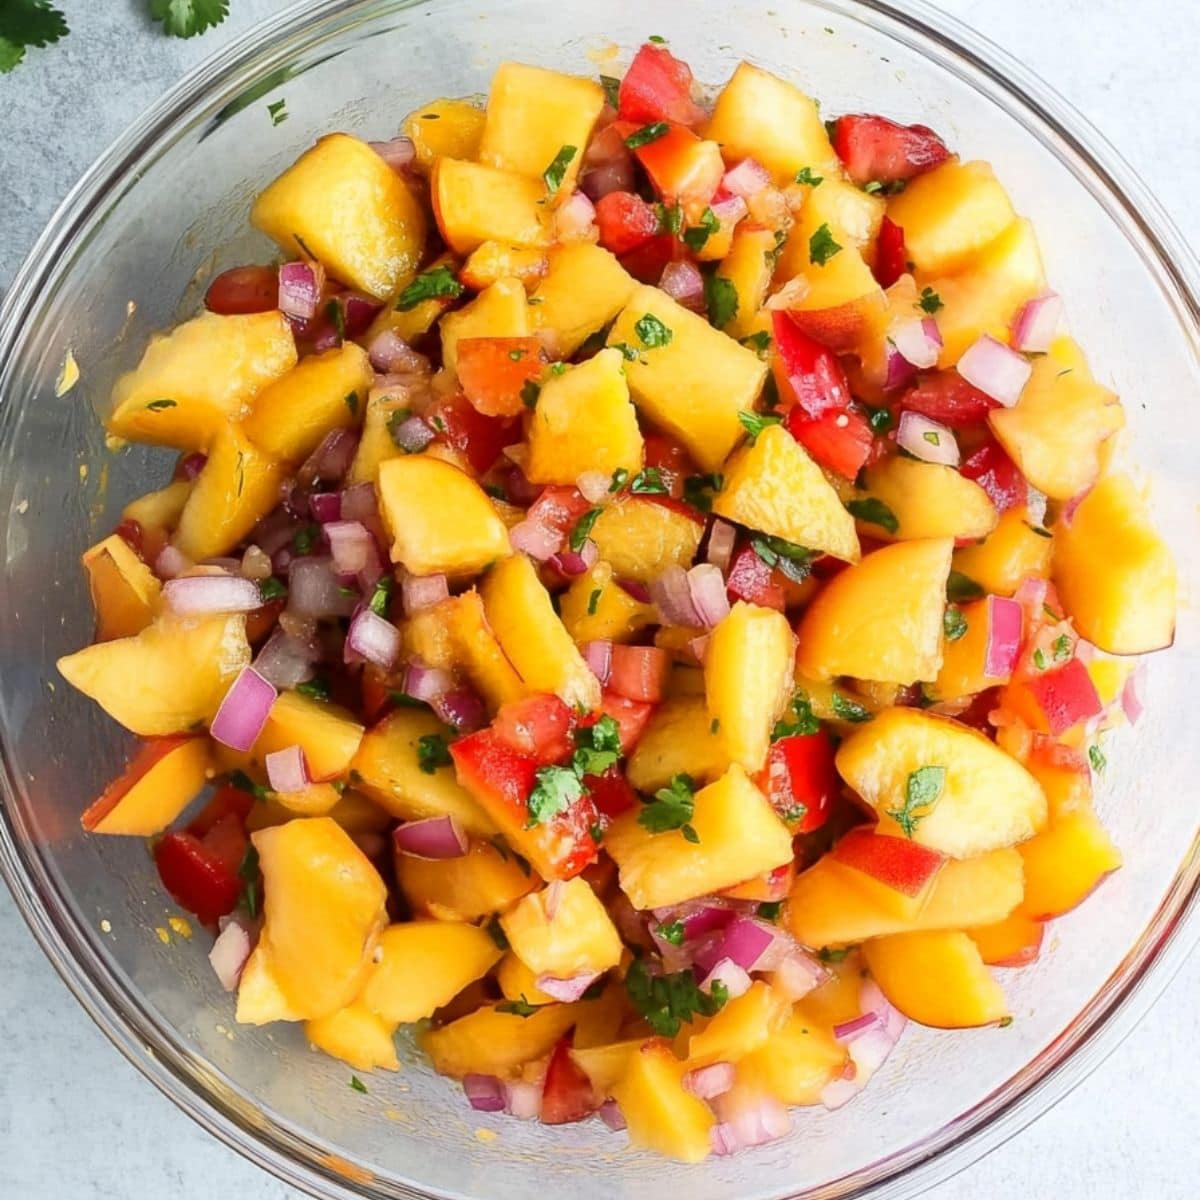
[827, 828, 947, 919]
[736, 1010, 847, 1106]
[82, 533, 162, 642]
[855, 456, 997, 543]
[612, 1040, 715, 1163]
[402, 98, 485, 171]
[305, 1001, 400, 1072]
[396, 838, 536, 922]
[951, 504, 1052, 597]
[966, 911, 1044, 967]
[81, 735, 212, 836]
[588, 498, 703, 585]
[431, 158, 552, 256]
[254, 691, 364, 782]
[1017, 809, 1122, 920]
[422, 1001, 581, 1080]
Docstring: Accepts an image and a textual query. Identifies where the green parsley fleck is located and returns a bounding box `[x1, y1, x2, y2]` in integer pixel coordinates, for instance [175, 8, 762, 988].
[624, 957, 728, 1037]
[846, 497, 899, 535]
[368, 576, 393, 618]
[550, 361, 568, 376]
[496, 996, 540, 1017]
[772, 693, 820, 741]
[758, 901, 784, 922]
[349, 1075, 368, 1094]
[267, 98, 288, 127]
[1052, 633, 1071, 661]
[237, 844, 261, 917]
[923, 430, 941, 446]
[624, 122, 669, 150]
[629, 467, 668, 495]
[704, 273, 739, 330]
[258, 577, 287, 602]
[571, 714, 622, 778]
[682, 472, 723, 513]
[292, 523, 319, 556]
[656, 920, 686, 947]
[808, 222, 843, 266]
[740, 330, 772, 358]
[145, 398, 176, 411]
[508, 347, 527, 361]
[542, 144, 577, 194]
[485, 915, 510, 950]
[609, 467, 630, 492]
[639, 773, 697, 838]
[325, 298, 346, 341]
[794, 167, 824, 187]
[886, 765, 946, 838]
[918, 287, 944, 314]
[526, 764, 584, 827]
[600, 74, 621, 108]
[634, 313, 673, 349]
[587, 588, 602, 615]
[569, 507, 602, 552]
[817, 946, 853, 964]
[1089, 745, 1106, 772]
[751, 534, 815, 583]
[227, 770, 270, 801]
[943, 605, 969, 642]
[947, 570, 985, 603]
[682, 207, 720, 253]
[296, 677, 331, 703]
[396, 265, 463, 311]
[738, 410, 783, 442]
[417, 733, 453, 775]
[656, 202, 683, 236]
[345, 390, 359, 416]
[1033, 648, 1047, 670]
[521, 379, 541, 409]
[610, 341, 641, 362]
[647, 34, 667, 44]
[866, 405, 895, 436]
[831, 691, 873, 724]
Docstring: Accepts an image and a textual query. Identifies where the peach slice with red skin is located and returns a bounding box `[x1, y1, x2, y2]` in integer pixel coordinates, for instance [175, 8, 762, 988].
[827, 828, 947, 919]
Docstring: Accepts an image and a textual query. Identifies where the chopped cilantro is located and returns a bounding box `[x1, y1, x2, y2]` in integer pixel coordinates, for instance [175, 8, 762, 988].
[396, 265, 463, 311]
[1089, 744, 1106, 772]
[1033, 648, 1047, 670]
[588, 822, 604, 845]
[943, 604, 968, 642]
[150, 0, 230, 39]
[682, 472, 723, 513]
[647, 34, 667, 44]
[846, 497, 899, 535]
[520, 379, 541, 409]
[918, 287, 944, 314]
[624, 957, 728, 1037]
[587, 588, 602, 615]
[624, 122, 669, 150]
[740, 329, 772, 358]
[600, 74, 621, 108]
[295, 677, 331, 702]
[267, 98, 288, 127]
[568, 507, 602, 552]
[738, 410, 782, 442]
[865, 404, 895, 435]
[542, 144, 577, 194]
[145, 398, 176, 411]
[923, 430, 941, 447]
[237, 845, 260, 918]
[485, 916, 509, 950]
[831, 691, 873, 723]
[368, 576, 393, 618]
[639, 773, 696, 834]
[344, 390, 359, 416]
[817, 946, 853, 964]
[946, 570, 984, 602]
[292, 523, 319, 556]
[571, 714, 622, 778]
[682, 207, 720, 253]
[324, 298, 346, 341]
[703, 273, 739, 330]
[349, 1075, 368, 1094]
[1053, 633, 1071, 661]
[507, 347, 527, 361]
[751, 534, 815, 583]
[863, 180, 884, 194]
[526, 764, 584, 826]
[610, 340, 641, 362]
[609, 467, 630, 492]
[655, 920, 686, 946]
[227, 770, 270, 801]
[258, 576, 287, 602]
[655, 202, 683, 235]
[794, 167, 824, 187]
[758, 901, 783, 921]
[629, 467, 667, 495]
[417, 733, 453, 775]
[808, 222, 842, 266]
[772, 693, 820, 741]
[0, 1, 69, 74]
[634, 313, 673, 349]
[496, 996, 540, 1017]
[886, 765, 945, 838]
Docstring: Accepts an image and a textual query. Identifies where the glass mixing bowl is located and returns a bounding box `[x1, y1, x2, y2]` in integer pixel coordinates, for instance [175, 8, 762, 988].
[1, 1, 1197, 1196]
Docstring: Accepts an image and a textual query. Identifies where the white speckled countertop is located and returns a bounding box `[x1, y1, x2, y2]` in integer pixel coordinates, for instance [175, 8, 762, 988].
[2, 2, 1198, 1196]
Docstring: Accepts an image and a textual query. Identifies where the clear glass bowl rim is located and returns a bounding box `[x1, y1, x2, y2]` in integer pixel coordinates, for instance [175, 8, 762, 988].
[1, 2, 1198, 1198]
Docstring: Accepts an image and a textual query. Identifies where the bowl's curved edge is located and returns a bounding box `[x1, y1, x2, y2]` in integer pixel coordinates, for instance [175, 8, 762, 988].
[1, 2, 1198, 1199]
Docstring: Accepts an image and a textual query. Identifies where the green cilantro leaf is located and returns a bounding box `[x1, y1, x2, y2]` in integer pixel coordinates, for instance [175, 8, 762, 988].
[0, 0, 68, 76]
[703, 273, 739, 330]
[609, 468, 630, 492]
[624, 122, 669, 150]
[817, 946, 853, 964]
[227, 770, 270, 801]
[943, 604, 968, 642]
[149, 0, 230, 38]
[682, 472, 723, 513]
[831, 691, 873, 723]
[368, 576, 393, 618]
[647, 34, 667, 44]
[886, 765, 945, 838]
[610, 340, 641, 362]
[624, 957, 728, 1037]
[918, 286, 944, 314]
[808, 222, 843, 266]
[485, 916, 509, 950]
[587, 588, 602, 615]
[740, 330, 772, 358]
[295, 677, 331, 703]
[571, 714, 622, 778]
[258, 576, 287, 602]
[655, 920, 686, 946]
[1089, 744, 1106, 772]
[629, 467, 667, 495]
[569, 507, 602, 553]
[682, 207, 720, 253]
[345, 390, 359, 416]
[521, 379, 541, 409]
[758, 900, 783, 921]
[267, 98, 288, 127]
[600, 74, 621, 108]
[496, 996, 541, 1018]
[324, 298, 346, 341]
[639, 773, 697, 835]
[751, 535, 815, 583]
[417, 733, 453, 775]
[772, 693, 820, 741]
[1033, 648, 1047, 670]
[396, 265, 463, 311]
[526, 764, 584, 826]
[1052, 633, 1072, 661]
[865, 405, 894, 436]
[738, 410, 782, 442]
[634, 313, 673, 349]
[236, 845, 261, 918]
[846, 497, 899, 535]
[946, 570, 984, 603]
[655, 202, 683, 236]
[543, 144, 577, 194]
[794, 167, 823, 187]
[292, 523, 319, 556]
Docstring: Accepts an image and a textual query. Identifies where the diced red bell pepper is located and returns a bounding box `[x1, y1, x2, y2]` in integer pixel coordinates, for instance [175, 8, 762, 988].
[154, 823, 246, 927]
[619, 233, 677, 284]
[786, 408, 873, 480]
[526, 486, 593, 538]
[1022, 658, 1103, 736]
[492, 693, 576, 765]
[873, 216, 908, 289]
[725, 543, 786, 611]
[608, 645, 670, 703]
[755, 731, 838, 833]
[831, 114, 951, 187]
[595, 191, 661, 256]
[187, 785, 254, 838]
[584, 766, 638, 820]
[772, 311, 854, 418]
[456, 336, 547, 418]
[450, 729, 599, 880]
[585, 690, 656, 753]
[204, 265, 278, 315]
[617, 43, 706, 128]
[618, 120, 723, 209]
[428, 393, 520, 475]
[642, 432, 693, 498]
[960, 438, 1028, 514]
[899, 371, 997, 429]
[540, 1036, 598, 1125]
[113, 517, 145, 557]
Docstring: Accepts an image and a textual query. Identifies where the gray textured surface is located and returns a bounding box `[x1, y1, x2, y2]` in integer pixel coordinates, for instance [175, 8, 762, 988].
[2, 1, 1198, 1197]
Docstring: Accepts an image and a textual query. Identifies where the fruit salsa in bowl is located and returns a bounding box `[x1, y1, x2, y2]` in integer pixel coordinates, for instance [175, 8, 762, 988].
[1, 1, 1198, 1198]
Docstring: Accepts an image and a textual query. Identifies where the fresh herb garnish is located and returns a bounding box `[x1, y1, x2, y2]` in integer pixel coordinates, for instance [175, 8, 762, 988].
[624, 121, 669, 150]
[292, 523, 319, 556]
[227, 770, 270, 801]
[772, 693, 820, 741]
[655, 202, 683, 236]
[738, 410, 782, 442]
[344, 390, 359, 416]
[629, 467, 667, 495]
[1089, 744, 1106, 772]
[417, 733, 453, 775]
[145, 398, 176, 411]
[571, 714, 622, 778]
[923, 430, 941, 447]
[846, 497, 899, 535]
[831, 691, 873, 723]
[1033, 648, 1047, 670]
[647, 34, 667, 43]
[1052, 633, 1071, 661]
[918, 287, 944, 314]
[542, 144, 577, 194]
[682, 207, 720, 253]
[794, 167, 824, 187]
[349, 1075, 368, 1094]
[740, 330, 772, 358]
[525, 764, 584, 826]
[485, 916, 509, 950]
[237, 845, 261, 918]
[520, 379, 541, 409]
[655, 920, 686, 946]
[396, 265, 463, 311]
[150, 0, 230, 39]
[808, 222, 842, 266]
[704, 273, 738, 330]
[587, 588, 602, 615]
[946, 570, 984, 602]
[817, 946, 853, 964]
[568, 507, 602, 553]
[639, 773, 698, 842]
[368, 576, 393, 618]
[296, 677, 331, 702]
[866, 405, 895, 435]
[496, 995, 541, 1018]
[758, 901, 784, 921]
[0, 1, 69, 74]
[683, 472, 723, 513]
[609, 468, 630, 492]
[600, 74, 621, 108]
[634, 313, 673, 349]
[324, 298, 346, 341]
[886, 765, 945, 838]
[610, 341, 641, 362]
[943, 605, 968, 642]
[267, 98, 288, 127]
[751, 535, 815, 583]
[624, 957, 728, 1037]
[258, 576, 287, 602]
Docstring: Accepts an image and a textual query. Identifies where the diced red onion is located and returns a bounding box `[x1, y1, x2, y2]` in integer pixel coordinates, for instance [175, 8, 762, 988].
[369, 135, 416, 170]
[391, 414, 436, 454]
[210, 668, 277, 752]
[583, 640, 613, 685]
[1011, 291, 1063, 354]
[340, 291, 384, 337]
[252, 629, 317, 689]
[884, 340, 917, 392]
[694, 917, 775, 974]
[393, 815, 469, 860]
[308, 492, 342, 524]
[278, 260, 324, 321]
[710, 193, 748, 230]
[616, 577, 651, 604]
[504, 1080, 542, 1120]
[956, 334, 1032, 408]
[722, 157, 771, 199]
[163, 574, 263, 615]
[505, 465, 543, 507]
[699, 957, 752, 999]
[288, 557, 358, 618]
[180, 451, 207, 480]
[649, 565, 700, 627]
[431, 687, 487, 733]
[892, 317, 942, 369]
[598, 1100, 626, 1131]
[324, 520, 372, 575]
[208, 918, 254, 991]
[403, 661, 455, 702]
[544, 879, 565, 921]
[535, 970, 602, 1002]
[684, 1061, 736, 1099]
[822, 978, 907, 1110]
[581, 159, 636, 202]
[711, 1122, 742, 1157]
[687, 562, 731, 628]
[154, 544, 191, 580]
[1122, 665, 1145, 726]
[509, 518, 563, 562]
[706, 520, 737, 574]
[550, 539, 598, 577]
[576, 471, 612, 504]
[896, 410, 959, 466]
[368, 328, 426, 374]
[711, 1092, 791, 1154]
[346, 606, 401, 669]
[401, 571, 449, 615]
[554, 190, 596, 242]
[299, 428, 359, 486]
[659, 260, 705, 311]
[463, 1074, 506, 1112]
[240, 545, 273, 581]
[984, 595, 1023, 679]
[265, 744, 309, 793]
[772, 950, 830, 1001]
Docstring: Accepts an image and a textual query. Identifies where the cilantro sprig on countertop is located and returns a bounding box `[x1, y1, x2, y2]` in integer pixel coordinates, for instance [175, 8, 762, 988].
[149, 0, 231, 38]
